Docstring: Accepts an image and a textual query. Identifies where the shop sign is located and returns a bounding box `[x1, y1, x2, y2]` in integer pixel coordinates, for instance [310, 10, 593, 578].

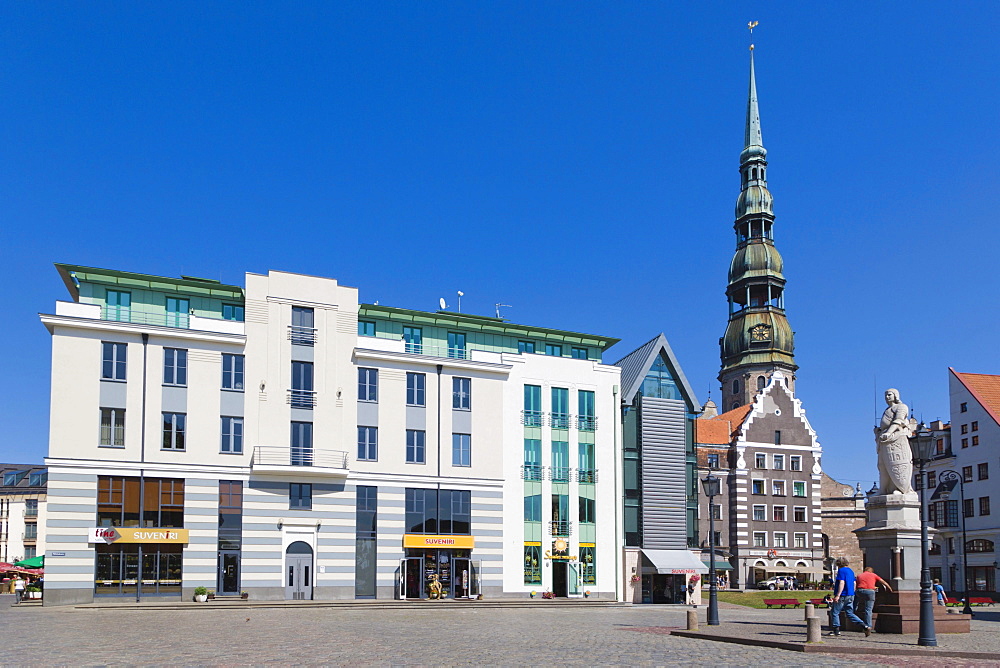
[670, 569, 698, 574]
[88, 527, 189, 545]
[403, 534, 475, 549]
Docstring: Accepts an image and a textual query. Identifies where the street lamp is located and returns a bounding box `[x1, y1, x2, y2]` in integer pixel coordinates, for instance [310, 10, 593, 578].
[936, 469, 974, 617]
[909, 424, 937, 646]
[701, 471, 721, 626]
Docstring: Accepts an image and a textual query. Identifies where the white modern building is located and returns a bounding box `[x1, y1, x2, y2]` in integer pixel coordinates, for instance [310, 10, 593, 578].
[40, 264, 621, 604]
[1, 464, 47, 564]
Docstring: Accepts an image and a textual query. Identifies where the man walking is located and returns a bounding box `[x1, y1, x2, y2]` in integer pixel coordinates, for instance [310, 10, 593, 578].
[855, 566, 892, 631]
[827, 557, 870, 637]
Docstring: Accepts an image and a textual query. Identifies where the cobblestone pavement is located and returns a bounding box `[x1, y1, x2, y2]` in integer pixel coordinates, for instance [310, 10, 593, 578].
[1, 595, 993, 667]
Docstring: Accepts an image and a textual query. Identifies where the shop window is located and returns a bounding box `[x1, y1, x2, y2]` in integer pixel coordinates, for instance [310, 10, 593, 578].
[580, 546, 596, 585]
[524, 545, 542, 584]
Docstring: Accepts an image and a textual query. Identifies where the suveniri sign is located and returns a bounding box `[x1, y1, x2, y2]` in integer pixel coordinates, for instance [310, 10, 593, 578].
[88, 527, 190, 545]
[402, 534, 475, 549]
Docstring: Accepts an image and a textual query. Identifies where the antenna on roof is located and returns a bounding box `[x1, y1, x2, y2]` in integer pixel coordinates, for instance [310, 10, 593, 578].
[439, 297, 448, 310]
[495, 303, 512, 319]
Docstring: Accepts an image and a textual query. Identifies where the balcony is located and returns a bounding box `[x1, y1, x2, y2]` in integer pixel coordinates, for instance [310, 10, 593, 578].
[521, 464, 543, 481]
[288, 389, 317, 409]
[288, 325, 317, 346]
[24, 509, 38, 518]
[251, 446, 349, 477]
[549, 412, 571, 430]
[550, 521, 572, 537]
[577, 469, 599, 484]
[521, 410, 544, 427]
[577, 416, 598, 431]
[549, 466, 571, 483]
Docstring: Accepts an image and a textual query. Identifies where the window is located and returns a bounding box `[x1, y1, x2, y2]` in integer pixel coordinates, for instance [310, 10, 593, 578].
[405, 430, 426, 464]
[551, 387, 569, 429]
[97, 476, 184, 528]
[221, 417, 243, 454]
[772, 480, 786, 496]
[523, 439, 542, 480]
[406, 372, 426, 406]
[166, 297, 190, 328]
[523, 385, 542, 426]
[222, 354, 245, 391]
[29, 472, 46, 487]
[580, 545, 596, 585]
[755, 453, 766, 469]
[571, 347, 587, 359]
[355, 485, 377, 598]
[102, 342, 127, 381]
[964, 498, 975, 518]
[971, 421, 978, 431]
[403, 326, 422, 354]
[358, 368, 378, 402]
[291, 422, 312, 465]
[222, 304, 244, 321]
[518, 340, 535, 354]
[960, 402, 968, 413]
[946, 500, 959, 528]
[966, 539, 995, 554]
[2, 471, 25, 486]
[579, 495, 596, 523]
[753, 532, 767, 547]
[578, 390, 596, 430]
[545, 343, 562, 357]
[935, 439, 944, 455]
[291, 361, 315, 408]
[447, 331, 466, 358]
[773, 454, 784, 470]
[752, 479, 765, 495]
[929, 543, 941, 556]
[524, 492, 542, 522]
[524, 545, 542, 584]
[793, 506, 807, 522]
[948, 537, 956, 554]
[358, 320, 375, 337]
[928, 502, 938, 525]
[405, 488, 471, 535]
[772, 506, 786, 522]
[23, 521, 36, 541]
[793, 481, 806, 497]
[773, 532, 787, 548]
[927, 471, 936, 488]
[757, 375, 766, 390]
[578, 442, 596, 482]
[551, 441, 570, 482]
[710, 504, 721, 520]
[161, 412, 186, 450]
[105, 290, 131, 321]
[291, 306, 315, 345]
[979, 463, 989, 480]
[452, 434, 471, 467]
[980, 497, 991, 516]
[290, 483, 312, 509]
[163, 348, 187, 386]
[972, 436, 979, 446]
[962, 438, 969, 448]
[961, 424, 969, 435]
[752, 505, 766, 521]
[453, 377, 471, 410]
[25, 499, 38, 516]
[732, 379, 740, 395]
[100, 408, 126, 447]
[774, 430, 781, 446]
[963, 466, 973, 482]
[789, 456, 802, 472]
[357, 426, 378, 461]
[967, 566, 996, 593]
[794, 532, 807, 549]
[707, 453, 720, 469]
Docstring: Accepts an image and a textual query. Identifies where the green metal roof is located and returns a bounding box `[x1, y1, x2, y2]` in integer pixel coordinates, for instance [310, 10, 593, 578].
[55, 263, 245, 302]
[358, 304, 620, 351]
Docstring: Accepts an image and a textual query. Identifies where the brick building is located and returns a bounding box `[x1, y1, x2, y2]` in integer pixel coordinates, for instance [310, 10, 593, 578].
[819, 473, 864, 576]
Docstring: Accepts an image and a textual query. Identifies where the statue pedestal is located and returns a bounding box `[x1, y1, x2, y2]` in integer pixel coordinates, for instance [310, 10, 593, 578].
[853, 494, 970, 634]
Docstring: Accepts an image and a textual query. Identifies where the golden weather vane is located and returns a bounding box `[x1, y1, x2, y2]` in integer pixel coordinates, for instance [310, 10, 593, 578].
[748, 20, 758, 51]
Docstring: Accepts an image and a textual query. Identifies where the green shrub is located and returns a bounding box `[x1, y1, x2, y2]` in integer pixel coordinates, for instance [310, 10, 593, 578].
[193, 586, 209, 596]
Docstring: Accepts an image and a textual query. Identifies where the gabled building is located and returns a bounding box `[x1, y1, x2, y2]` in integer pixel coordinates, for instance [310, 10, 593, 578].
[614, 334, 705, 603]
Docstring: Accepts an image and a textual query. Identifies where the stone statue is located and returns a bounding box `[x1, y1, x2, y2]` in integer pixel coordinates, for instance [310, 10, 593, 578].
[874, 388, 913, 495]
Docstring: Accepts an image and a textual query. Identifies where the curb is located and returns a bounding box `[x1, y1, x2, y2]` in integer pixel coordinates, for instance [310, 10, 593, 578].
[668, 629, 996, 660]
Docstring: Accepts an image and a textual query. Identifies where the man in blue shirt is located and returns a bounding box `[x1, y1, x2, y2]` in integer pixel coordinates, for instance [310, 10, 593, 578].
[828, 557, 870, 637]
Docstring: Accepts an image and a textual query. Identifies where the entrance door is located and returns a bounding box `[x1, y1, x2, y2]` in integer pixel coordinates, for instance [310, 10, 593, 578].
[453, 558, 471, 598]
[552, 561, 568, 597]
[405, 557, 423, 599]
[285, 541, 313, 600]
[218, 551, 240, 595]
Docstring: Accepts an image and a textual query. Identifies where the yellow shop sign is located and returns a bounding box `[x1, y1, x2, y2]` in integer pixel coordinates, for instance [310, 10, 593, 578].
[403, 534, 475, 549]
[89, 527, 190, 544]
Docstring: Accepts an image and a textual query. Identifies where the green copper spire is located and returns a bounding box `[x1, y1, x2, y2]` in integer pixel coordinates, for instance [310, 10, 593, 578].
[718, 44, 797, 412]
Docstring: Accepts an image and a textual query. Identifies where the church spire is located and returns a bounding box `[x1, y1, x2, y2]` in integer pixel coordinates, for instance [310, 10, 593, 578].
[718, 36, 797, 412]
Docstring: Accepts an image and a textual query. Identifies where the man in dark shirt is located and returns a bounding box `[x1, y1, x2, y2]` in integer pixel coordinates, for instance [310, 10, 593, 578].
[828, 557, 870, 636]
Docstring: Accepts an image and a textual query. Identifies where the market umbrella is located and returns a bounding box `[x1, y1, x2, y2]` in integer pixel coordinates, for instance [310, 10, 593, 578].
[13, 556, 43, 569]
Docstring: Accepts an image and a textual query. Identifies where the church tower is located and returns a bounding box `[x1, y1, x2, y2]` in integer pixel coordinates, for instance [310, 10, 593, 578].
[718, 47, 797, 411]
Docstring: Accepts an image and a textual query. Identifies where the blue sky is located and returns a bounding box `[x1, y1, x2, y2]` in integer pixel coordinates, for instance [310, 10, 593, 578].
[2, 3, 998, 487]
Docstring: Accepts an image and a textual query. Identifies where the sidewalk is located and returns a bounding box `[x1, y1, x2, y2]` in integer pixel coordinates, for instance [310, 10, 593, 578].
[668, 607, 1000, 660]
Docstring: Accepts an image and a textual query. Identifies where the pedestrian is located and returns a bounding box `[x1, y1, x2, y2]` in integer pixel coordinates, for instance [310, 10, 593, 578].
[827, 557, 870, 637]
[855, 566, 892, 630]
[13, 576, 25, 604]
[933, 579, 946, 606]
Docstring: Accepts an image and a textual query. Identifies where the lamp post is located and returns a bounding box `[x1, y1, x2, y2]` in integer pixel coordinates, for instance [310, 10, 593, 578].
[701, 471, 721, 626]
[936, 469, 974, 617]
[910, 425, 937, 646]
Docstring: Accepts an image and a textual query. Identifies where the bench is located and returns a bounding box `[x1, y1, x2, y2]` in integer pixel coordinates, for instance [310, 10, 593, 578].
[969, 597, 995, 606]
[764, 598, 802, 609]
[808, 598, 830, 608]
[945, 597, 962, 606]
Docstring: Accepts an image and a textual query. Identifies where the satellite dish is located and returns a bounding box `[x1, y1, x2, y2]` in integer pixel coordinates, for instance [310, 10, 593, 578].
[439, 298, 448, 310]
